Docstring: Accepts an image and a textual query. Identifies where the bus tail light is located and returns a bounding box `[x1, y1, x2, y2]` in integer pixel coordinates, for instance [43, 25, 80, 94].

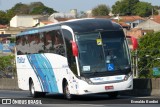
[71, 40, 78, 57]
[131, 36, 138, 50]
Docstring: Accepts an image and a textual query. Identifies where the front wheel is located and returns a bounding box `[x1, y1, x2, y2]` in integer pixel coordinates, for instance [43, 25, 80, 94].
[30, 81, 38, 98]
[108, 92, 118, 99]
[64, 83, 73, 100]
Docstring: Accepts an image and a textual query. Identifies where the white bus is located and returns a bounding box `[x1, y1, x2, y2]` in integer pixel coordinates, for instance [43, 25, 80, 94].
[16, 18, 133, 99]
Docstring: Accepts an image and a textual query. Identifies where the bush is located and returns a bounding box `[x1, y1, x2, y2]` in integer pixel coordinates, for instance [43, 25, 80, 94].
[138, 32, 160, 78]
[0, 55, 16, 78]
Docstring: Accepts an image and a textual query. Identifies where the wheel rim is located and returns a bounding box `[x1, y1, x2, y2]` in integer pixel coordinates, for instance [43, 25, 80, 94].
[65, 84, 71, 99]
[31, 83, 35, 95]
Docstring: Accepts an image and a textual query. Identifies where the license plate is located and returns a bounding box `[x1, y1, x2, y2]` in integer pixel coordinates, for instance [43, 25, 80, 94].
[105, 86, 114, 90]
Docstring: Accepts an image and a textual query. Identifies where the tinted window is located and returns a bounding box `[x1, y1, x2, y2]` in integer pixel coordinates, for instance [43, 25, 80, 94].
[16, 30, 65, 57]
[44, 30, 65, 56]
[62, 29, 78, 75]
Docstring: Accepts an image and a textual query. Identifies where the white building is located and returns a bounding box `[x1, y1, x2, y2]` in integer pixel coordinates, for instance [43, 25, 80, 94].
[10, 15, 43, 27]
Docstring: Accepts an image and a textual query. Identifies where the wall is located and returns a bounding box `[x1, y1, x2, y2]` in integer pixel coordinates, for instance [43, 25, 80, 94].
[120, 78, 160, 96]
[0, 78, 19, 90]
[136, 20, 160, 32]
[10, 15, 42, 27]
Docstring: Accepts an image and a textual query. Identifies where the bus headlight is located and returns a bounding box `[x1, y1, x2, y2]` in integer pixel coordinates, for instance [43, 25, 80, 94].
[124, 72, 132, 81]
[80, 77, 94, 85]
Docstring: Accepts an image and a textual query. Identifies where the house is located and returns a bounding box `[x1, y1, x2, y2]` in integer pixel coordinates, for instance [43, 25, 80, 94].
[0, 25, 26, 38]
[38, 20, 53, 27]
[0, 25, 26, 54]
[10, 15, 43, 27]
[1, 27, 26, 37]
[127, 28, 154, 39]
[112, 16, 145, 28]
[136, 15, 160, 32]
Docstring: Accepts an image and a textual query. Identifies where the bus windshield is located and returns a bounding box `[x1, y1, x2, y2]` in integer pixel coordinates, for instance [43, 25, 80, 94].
[76, 31, 130, 77]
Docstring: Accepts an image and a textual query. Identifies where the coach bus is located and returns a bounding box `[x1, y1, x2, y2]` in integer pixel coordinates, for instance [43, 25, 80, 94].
[16, 18, 134, 99]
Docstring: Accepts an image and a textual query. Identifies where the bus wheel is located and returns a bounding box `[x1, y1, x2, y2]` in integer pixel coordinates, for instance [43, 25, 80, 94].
[64, 83, 73, 100]
[29, 81, 39, 98]
[108, 92, 118, 99]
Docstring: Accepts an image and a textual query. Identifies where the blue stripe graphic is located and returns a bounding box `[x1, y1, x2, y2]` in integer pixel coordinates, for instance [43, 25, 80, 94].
[27, 54, 59, 93]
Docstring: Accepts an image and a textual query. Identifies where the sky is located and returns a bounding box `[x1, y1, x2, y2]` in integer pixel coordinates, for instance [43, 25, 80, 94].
[0, 0, 160, 13]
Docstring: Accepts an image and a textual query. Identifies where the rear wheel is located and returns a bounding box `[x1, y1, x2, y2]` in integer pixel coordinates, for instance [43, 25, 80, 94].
[64, 82, 73, 100]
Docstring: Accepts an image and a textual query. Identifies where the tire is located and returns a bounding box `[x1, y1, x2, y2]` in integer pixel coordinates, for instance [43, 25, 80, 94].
[29, 81, 37, 98]
[64, 82, 73, 100]
[108, 92, 118, 99]
[29, 80, 41, 98]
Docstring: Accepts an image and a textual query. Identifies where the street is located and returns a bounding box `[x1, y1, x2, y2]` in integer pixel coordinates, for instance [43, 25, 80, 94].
[0, 90, 159, 107]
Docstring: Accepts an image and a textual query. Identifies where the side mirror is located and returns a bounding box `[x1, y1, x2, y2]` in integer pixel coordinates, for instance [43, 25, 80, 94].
[131, 36, 138, 50]
[70, 40, 78, 57]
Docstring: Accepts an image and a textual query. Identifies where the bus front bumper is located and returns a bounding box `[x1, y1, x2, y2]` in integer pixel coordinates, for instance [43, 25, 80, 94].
[76, 76, 133, 95]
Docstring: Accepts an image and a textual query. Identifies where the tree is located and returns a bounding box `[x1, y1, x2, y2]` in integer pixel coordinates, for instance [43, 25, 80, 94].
[0, 10, 9, 25]
[138, 32, 160, 78]
[133, 2, 153, 17]
[29, 2, 57, 15]
[7, 2, 29, 15]
[92, 4, 110, 16]
[112, 0, 139, 15]
[0, 2, 57, 25]
[30, 6, 56, 15]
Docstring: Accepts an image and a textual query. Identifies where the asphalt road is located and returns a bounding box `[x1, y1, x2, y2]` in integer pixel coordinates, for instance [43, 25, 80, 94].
[0, 90, 159, 107]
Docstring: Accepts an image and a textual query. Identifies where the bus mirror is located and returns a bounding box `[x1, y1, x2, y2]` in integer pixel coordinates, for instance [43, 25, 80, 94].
[131, 36, 138, 50]
[71, 40, 78, 57]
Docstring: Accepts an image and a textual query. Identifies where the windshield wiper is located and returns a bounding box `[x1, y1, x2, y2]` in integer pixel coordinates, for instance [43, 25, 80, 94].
[92, 69, 99, 75]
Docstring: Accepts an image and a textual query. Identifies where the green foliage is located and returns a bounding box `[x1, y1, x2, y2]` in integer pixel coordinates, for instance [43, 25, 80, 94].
[133, 2, 153, 17]
[92, 4, 110, 16]
[9, 3, 29, 14]
[112, 0, 139, 15]
[0, 55, 16, 76]
[30, 6, 56, 15]
[138, 32, 160, 78]
[0, 10, 9, 25]
[112, 0, 157, 17]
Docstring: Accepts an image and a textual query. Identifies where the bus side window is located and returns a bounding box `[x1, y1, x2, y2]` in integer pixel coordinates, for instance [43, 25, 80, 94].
[44, 30, 65, 56]
[16, 36, 23, 55]
[53, 30, 65, 56]
[62, 29, 78, 75]
[38, 33, 45, 53]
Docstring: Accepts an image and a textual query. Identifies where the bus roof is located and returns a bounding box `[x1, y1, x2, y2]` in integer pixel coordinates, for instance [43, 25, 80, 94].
[17, 18, 123, 36]
[63, 18, 123, 34]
